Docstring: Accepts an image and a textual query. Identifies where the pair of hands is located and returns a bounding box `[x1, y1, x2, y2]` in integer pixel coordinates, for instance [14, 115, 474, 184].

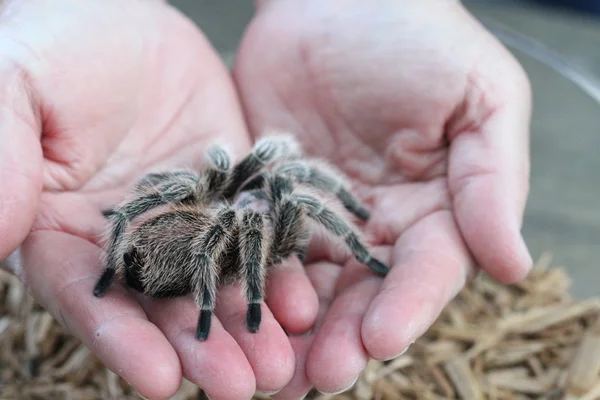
[0, 0, 533, 399]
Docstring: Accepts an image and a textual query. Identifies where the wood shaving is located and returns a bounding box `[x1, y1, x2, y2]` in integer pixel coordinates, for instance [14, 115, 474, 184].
[1, 253, 599, 399]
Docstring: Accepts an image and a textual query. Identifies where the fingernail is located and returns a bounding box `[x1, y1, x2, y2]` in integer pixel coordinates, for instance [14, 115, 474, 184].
[318, 374, 359, 396]
[380, 343, 411, 361]
[257, 390, 281, 396]
[520, 237, 533, 269]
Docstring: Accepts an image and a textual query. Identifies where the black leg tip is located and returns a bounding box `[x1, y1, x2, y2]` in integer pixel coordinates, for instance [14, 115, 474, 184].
[101, 209, 115, 218]
[196, 310, 212, 341]
[93, 268, 115, 297]
[355, 207, 371, 221]
[338, 188, 371, 221]
[123, 252, 133, 267]
[246, 303, 261, 333]
[296, 251, 307, 263]
[368, 258, 390, 277]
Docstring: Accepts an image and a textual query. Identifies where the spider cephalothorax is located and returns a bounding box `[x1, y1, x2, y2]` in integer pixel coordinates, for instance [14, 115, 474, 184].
[93, 133, 390, 341]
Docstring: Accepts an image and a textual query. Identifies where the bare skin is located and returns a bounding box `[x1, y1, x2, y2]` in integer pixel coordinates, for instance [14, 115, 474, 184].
[234, 0, 532, 397]
[0, 0, 532, 399]
[0, 1, 309, 399]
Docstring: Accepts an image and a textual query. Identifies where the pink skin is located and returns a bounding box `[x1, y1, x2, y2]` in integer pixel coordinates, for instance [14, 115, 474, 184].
[0, 0, 532, 399]
[234, 0, 533, 397]
[0, 0, 315, 399]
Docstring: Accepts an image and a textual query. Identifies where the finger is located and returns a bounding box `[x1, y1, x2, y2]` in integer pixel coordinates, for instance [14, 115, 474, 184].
[447, 47, 533, 283]
[137, 295, 256, 400]
[304, 253, 389, 395]
[214, 284, 295, 394]
[361, 211, 475, 360]
[265, 257, 319, 335]
[31, 192, 108, 247]
[20, 231, 182, 400]
[305, 260, 344, 331]
[272, 260, 343, 399]
[0, 64, 43, 262]
[302, 234, 355, 267]
[271, 335, 313, 400]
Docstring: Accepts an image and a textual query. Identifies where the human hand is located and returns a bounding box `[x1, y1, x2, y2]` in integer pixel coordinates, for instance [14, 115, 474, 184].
[234, 0, 533, 397]
[0, 1, 311, 398]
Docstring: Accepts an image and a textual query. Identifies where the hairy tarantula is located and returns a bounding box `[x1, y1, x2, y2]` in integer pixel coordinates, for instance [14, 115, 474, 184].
[93, 134, 390, 341]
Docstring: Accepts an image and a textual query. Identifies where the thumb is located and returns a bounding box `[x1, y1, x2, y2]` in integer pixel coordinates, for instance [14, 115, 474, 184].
[447, 43, 533, 284]
[0, 63, 43, 263]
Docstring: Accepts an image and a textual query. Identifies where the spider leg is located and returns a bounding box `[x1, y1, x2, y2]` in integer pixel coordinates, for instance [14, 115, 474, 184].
[135, 170, 199, 191]
[270, 200, 311, 264]
[237, 171, 268, 193]
[275, 160, 371, 221]
[100, 171, 199, 218]
[122, 247, 145, 292]
[223, 134, 302, 198]
[191, 207, 238, 341]
[294, 192, 390, 276]
[264, 174, 311, 265]
[93, 178, 199, 297]
[134, 145, 232, 197]
[101, 209, 116, 219]
[197, 145, 232, 200]
[238, 210, 271, 333]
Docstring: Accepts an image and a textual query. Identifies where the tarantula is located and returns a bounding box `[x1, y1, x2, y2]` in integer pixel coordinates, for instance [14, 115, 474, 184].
[93, 133, 389, 341]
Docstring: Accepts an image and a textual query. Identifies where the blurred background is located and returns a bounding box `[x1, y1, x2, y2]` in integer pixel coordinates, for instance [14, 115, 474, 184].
[167, 0, 600, 298]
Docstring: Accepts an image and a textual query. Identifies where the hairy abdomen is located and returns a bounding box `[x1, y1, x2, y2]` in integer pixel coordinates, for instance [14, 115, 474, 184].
[126, 208, 212, 298]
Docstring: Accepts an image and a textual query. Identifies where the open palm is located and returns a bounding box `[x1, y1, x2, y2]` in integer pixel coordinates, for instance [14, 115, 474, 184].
[234, 0, 533, 396]
[0, 1, 312, 399]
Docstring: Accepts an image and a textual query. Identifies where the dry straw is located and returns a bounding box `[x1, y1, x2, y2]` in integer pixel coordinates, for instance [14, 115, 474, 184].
[2, 253, 599, 399]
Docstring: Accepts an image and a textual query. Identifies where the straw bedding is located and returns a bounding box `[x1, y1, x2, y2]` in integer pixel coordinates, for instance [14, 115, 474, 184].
[1, 253, 599, 400]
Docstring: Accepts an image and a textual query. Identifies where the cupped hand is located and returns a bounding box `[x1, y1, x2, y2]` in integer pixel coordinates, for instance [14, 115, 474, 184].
[234, 0, 533, 396]
[0, 1, 313, 398]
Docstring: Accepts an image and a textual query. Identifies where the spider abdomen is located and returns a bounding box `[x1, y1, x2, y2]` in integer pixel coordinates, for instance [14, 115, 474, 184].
[124, 247, 196, 298]
[123, 208, 213, 298]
